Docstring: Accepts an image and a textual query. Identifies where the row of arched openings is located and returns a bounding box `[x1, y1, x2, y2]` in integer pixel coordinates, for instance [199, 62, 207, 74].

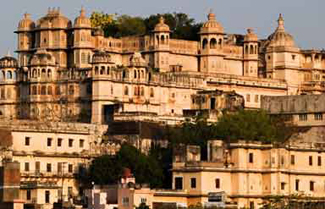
[245, 45, 258, 54]
[29, 85, 74, 96]
[124, 86, 154, 97]
[202, 38, 223, 49]
[156, 34, 169, 45]
[31, 68, 52, 79]
[94, 66, 110, 75]
[0, 70, 17, 80]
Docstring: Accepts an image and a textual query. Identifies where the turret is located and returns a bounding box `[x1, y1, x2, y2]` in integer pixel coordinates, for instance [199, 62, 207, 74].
[199, 11, 225, 73]
[265, 14, 301, 93]
[16, 13, 35, 67]
[152, 17, 170, 72]
[73, 8, 93, 69]
[243, 28, 258, 77]
[0, 54, 19, 119]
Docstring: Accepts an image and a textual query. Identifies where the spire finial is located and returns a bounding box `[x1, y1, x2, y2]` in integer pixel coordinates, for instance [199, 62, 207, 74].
[159, 16, 164, 24]
[277, 13, 285, 31]
[207, 9, 215, 20]
[80, 6, 86, 17]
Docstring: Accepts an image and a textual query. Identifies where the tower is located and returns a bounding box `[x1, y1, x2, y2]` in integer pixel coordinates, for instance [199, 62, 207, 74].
[199, 11, 224, 73]
[152, 17, 170, 72]
[16, 13, 35, 68]
[0, 54, 19, 119]
[73, 8, 93, 69]
[243, 28, 259, 77]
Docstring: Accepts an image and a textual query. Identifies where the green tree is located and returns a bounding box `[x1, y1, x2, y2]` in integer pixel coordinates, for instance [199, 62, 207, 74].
[86, 144, 164, 188]
[116, 15, 146, 37]
[214, 110, 280, 143]
[144, 13, 202, 40]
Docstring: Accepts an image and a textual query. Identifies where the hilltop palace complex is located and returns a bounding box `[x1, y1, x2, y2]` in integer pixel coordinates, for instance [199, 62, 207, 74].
[1, 8, 325, 209]
[0, 7, 322, 124]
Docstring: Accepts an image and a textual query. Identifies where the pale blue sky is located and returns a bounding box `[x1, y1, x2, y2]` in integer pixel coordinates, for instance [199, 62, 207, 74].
[1, 0, 323, 56]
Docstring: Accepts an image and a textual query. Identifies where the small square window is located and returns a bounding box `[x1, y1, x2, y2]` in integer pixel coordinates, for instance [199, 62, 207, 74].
[190, 178, 196, 189]
[291, 155, 295, 165]
[47, 138, 52, 147]
[309, 156, 313, 166]
[249, 153, 254, 163]
[57, 138, 62, 147]
[27, 189, 31, 200]
[24, 162, 29, 172]
[215, 178, 220, 189]
[69, 139, 73, 147]
[45, 190, 50, 203]
[46, 163, 51, 172]
[25, 137, 30, 146]
[310, 181, 314, 191]
[79, 139, 84, 148]
[68, 164, 73, 173]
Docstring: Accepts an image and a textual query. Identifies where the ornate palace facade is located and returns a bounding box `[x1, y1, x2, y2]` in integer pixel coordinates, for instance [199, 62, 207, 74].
[0, 8, 322, 124]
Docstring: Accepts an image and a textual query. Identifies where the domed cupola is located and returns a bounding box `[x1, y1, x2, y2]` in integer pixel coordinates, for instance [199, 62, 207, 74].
[0, 53, 18, 69]
[199, 11, 224, 35]
[38, 8, 71, 29]
[18, 13, 35, 31]
[267, 14, 296, 47]
[153, 17, 170, 33]
[244, 28, 258, 42]
[74, 7, 91, 28]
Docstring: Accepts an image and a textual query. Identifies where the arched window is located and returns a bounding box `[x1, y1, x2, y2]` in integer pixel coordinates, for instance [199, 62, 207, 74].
[150, 88, 154, 97]
[148, 72, 152, 81]
[100, 66, 105, 75]
[94, 66, 99, 75]
[202, 38, 208, 49]
[134, 70, 137, 79]
[219, 38, 222, 46]
[41, 69, 46, 78]
[210, 38, 217, 49]
[68, 85, 74, 95]
[124, 86, 129, 95]
[134, 87, 138, 96]
[161, 35, 165, 44]
[245, 45, 249, 54]
[48, 86, 53, 95]
[250, 45, 254, 54]
[122, 70, 126, 79]
[47, 69, 52, 78]
[41, 86, 46, 95]
[6, 71, 12, 79]
[32, 86, 37, 95]
[140, 87, 144, 96]
[137, 70, 140, 79]
[255, 46, 258, 54]
[107, 66, 110, 75]
[55, 86, 60, 95]
[156, 35, 159, 44]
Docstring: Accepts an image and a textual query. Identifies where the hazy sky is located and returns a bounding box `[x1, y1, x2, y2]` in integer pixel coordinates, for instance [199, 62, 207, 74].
[1, 0, 323, 56]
